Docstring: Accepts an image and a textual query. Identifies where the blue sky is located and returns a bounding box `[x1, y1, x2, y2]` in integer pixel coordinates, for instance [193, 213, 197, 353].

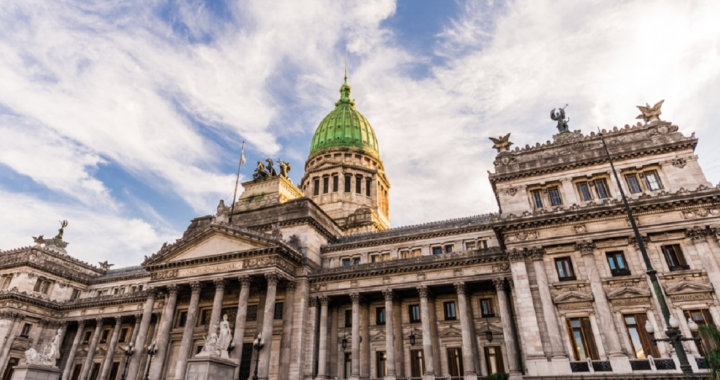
[2, 0, 720, 267]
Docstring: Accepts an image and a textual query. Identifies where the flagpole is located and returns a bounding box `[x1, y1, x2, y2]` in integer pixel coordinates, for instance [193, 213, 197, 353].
[229, 141, 245, 224]
[598, 127, 695, 378]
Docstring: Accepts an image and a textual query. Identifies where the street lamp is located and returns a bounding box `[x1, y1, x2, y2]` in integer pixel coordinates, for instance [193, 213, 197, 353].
[485, 330, 494, 342]
[120, 343, 135, 380]
[143, 341, 158, 380]
[409, 331, 416, 346]
[252, 334, 264, 380]
[599, 129, 696, 378]
[342, 333, 348, 350]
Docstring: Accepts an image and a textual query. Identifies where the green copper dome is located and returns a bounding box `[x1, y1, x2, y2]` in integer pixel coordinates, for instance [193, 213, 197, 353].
[309, 79, 379, 159]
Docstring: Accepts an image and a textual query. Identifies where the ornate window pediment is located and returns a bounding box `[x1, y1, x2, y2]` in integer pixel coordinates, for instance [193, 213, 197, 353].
[605, 285, 651, 299]
[371, 330, 386, 341]
[439, 326, 463, 338]
[553, 290, 594, 304]
[664, 278, 714, 295]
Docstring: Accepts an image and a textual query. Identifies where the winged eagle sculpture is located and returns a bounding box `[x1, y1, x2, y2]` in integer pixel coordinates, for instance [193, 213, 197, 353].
[636, 100, 664, 124]
[489, 133, 513, 153]
[98, 261, 114, 270]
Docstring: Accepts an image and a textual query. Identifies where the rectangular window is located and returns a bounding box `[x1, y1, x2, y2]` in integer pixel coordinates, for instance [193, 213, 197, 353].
[624, 314, 659, 359]
[485, 346, 504, 375]
[684, 309, 717, 356]
[118, 328, 128, 343]
[465, 241, 476, 250]
[71, 288, 80, 300]
[176, 311, 188, 327]
[345, 175, 351, 193]
[114, 288, 120, 295]
[355, 176, 362, 194]
[480, 298, 495, 317]
[376, 351, 387, 378]
[342, 258, 351, 267]
[578, 182, 593, 201]
[607, 251, 631, 276]
[480, 240, 488, 249]
[82, 331, 92, 344]
[345, 353, 352, 379]
[644, 170, 662, 191]
[555, 257, 576, 281]
[20, 323, 32, 338]
[313, 178, 320, 196]
[345, 310, 352, 328]
[409, 304, 421, 323]
[411, 249, 421, 257]
[532, 190, 543, 208]
[410, 349, 425, 377]
[246, 305, 258, 322]
[0, 275, 12, 290]
[323, 177, 329, 194]
[567, 317, 599, 361]
[382, 253, 391, 261]
[444, 301, 457, 321]
[201, 309, 212, 326]
[596, 179, 610, 199]
[274, 302, 284, 319]
[626, 174, 642, 193]
[432, 247, 443, 255]
[444, 245, 453, 253]
[400, 250, 410, 259]
[371, 254, 379, 263]
[661, 244, 689, 271]
[548, 186, 562, 206]
[447, 348, 464, 377]
[333, 175, 339, 192]
[353, 257, 361, 265]
[376, 307, 386, 325]
[366, 178, 371, 196]
[100, 329, 110, 343]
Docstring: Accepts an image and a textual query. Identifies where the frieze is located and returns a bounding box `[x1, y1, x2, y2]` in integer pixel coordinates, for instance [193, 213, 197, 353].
[557, 301, 593, 310]
[178, 262, 243, 278]
[682, 207, 719, 219]
[610, 298, 650, 306]
[505, 230, 538, 243]
[151, 270, 178, 281]
[492, 262, 510, 273]
[669, 292, 714, 302]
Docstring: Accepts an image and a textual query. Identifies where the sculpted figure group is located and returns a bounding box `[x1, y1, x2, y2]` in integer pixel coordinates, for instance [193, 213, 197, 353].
[253, 158, 291, 182]
[24, 328, 62, 367]
[198, 314, 233, 359]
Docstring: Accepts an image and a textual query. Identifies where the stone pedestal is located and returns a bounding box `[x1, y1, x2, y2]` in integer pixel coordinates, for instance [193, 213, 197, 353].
[10, 364, 61, 380]
[185, 357, 238, 380]
[608, 354, 633, 373]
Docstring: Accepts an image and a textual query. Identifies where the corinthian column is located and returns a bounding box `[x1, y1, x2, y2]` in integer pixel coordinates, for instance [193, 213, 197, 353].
[80, 318, 104, 380]
[317, 296, 329, 379]
[149, 284, 179, 380]
[350, 293, 361, 380]
[99, 316, 123, 380]
[258, 274, 279, 380]
[175, 282, 203, 379]
[209, 278, 227, 331]
[62, 320, 85, 379]
[233, 277, 251, 379]
[417, 286, 435, 380]
[528, 249, 566, 358]
[688, 227, 720, 304]
[126, 288, 157, 380]
[279, 282, 296, 380]
[382, 289, 396, 380]
[454, 283, 477, 380]
[493, 279, 521, 380]
[0, 314, 24, 375]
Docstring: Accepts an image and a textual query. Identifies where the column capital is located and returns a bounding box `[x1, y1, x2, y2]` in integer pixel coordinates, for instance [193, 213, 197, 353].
[319, 295, 329, 306]
[77, 319, 86, 327]
[417, 286, 430, 299]
[94, 317, 103, 324]
[454, 282, 467, 295]
[529, 247, 545, 261]
[577, 242, 595, 256]
[134, 313, 143, 322]
[687, 226, 709, 244]
[506, 248, 525, 262]
[266, 273, 279, 286]
[239, 276, 252, 287]
[285, 282, 296, 293]
[146, 287, 159, 297]
[213, 278, 226, 289]
[113, 316, 123, 325]
[349, 292, 361, 303]
[166, 284, 179, 295]
[382, 289, 393, 301]
[492, 278, 506, 291]
[309, 297, 318, 308]
[189, 281, 203, 293]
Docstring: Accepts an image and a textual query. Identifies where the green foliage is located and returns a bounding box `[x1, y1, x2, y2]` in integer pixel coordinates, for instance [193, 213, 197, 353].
[483, 373, 509, 380]
[701, 324, 720, 380]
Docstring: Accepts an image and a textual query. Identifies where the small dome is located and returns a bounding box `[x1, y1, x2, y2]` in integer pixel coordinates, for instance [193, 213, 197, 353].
[309, 79, 379, 159]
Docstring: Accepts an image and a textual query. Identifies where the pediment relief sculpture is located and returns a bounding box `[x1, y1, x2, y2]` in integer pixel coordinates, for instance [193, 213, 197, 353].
[476, 323, 503, 335]
[371, 330, 386, 341]
[439, 326, 463, 338]
[665, 277, 714, 295]
[553, 289, 594, 304]
[606, 284, 651, 299]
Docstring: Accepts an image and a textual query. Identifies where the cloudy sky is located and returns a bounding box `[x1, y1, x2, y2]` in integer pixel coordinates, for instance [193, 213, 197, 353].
[1, 0, 719, 267]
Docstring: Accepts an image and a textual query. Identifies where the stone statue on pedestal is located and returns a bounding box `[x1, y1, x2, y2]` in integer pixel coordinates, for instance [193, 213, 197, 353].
[24, 328, 62, 367]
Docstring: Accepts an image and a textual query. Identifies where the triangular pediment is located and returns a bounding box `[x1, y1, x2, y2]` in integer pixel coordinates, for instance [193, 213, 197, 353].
[371, 330, 386, 341]
[606, 286, 651, 299]
[553, 290, 594, 304]
[439, 326, 463, 338]
[665, 279, 714, 294]
[145, 225, 279, 266]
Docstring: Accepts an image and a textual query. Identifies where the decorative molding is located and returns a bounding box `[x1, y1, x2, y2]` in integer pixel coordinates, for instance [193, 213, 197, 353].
[577, 242, 595, 256]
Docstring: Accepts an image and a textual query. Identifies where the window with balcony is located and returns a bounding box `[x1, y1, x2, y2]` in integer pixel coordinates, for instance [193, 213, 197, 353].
[20, 323, 32, 338]
[531, 190, 543, 208]
[566, 317, 599, 361]
[684, 309, 717, 356]
[555, 257, 576, 281]
[644, 170, 662, 191]
[465, 241, 476, 250]
[623, 314, 658, 358]
[353, 257, 361, 265]
[661, 244, 689, 271]
[578, 182, 593, 201]
[444, 301, 457, 321]
[444, 245, 454, 253]
[342, 258, 351, 267]
[432, 246, 443, 255]
[606, 251, 631, 276]
[548, 186, 563, 206]
[596, 179, 611, 199]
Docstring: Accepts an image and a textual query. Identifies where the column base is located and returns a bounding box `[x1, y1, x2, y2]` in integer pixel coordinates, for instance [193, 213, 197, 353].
[10, 364, 61, 380]
[350, 376, 360, 380]
[508, 371, 523, 380]
[383, 376, 396, 380]
[422, 373, 435, 380]
[524, 356, 571, 376]
[462, 374, 478, 380]
[185, 357, 238, 380]
[550, 356, 571, 375]
[608, 354, 632, 373]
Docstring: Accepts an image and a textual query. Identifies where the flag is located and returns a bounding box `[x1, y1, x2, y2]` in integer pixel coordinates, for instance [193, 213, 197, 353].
[241, 150, 246, 164]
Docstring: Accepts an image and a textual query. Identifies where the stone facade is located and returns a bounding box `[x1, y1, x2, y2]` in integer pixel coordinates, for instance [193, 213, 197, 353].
[1, 95, 718, 380]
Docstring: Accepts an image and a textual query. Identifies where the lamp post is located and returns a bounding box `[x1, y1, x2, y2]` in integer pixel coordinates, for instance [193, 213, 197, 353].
[252, 334, 264, 380]
[342, 333, 348, 350]
[599, 129, 695, 378]
[120, 343, 135, 380]
[143, 341, 158, 380]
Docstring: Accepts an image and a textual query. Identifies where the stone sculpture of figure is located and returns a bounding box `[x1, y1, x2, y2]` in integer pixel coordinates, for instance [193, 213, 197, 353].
[278, 160, 291, 178]
[636, 100, 664, 124]
[214, 199, 229, 223]
[550, 104, 570, 133]
[198, 331, 219, 358]
[217, 315, 232, 358]
[488, 133, 513, 153]
[55, 220, 68, 240]
[252, 161, 269, 181]
[24, 328, 61, 366]
[265, 158, 278, 176]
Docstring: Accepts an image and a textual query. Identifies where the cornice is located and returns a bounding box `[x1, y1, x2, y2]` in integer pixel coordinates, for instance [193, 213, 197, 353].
[143, 246, 298, 272]
[0, 289, 150, 311]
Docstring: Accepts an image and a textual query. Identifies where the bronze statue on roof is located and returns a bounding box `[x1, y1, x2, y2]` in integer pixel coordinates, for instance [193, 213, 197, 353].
[550, 105, 570, 133]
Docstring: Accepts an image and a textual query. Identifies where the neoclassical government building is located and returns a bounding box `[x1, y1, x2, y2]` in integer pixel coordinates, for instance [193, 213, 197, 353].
[1, 77, 719, 380]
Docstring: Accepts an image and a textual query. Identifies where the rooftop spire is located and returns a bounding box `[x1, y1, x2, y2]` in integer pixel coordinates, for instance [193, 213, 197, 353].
[344, 52, 348, 84]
